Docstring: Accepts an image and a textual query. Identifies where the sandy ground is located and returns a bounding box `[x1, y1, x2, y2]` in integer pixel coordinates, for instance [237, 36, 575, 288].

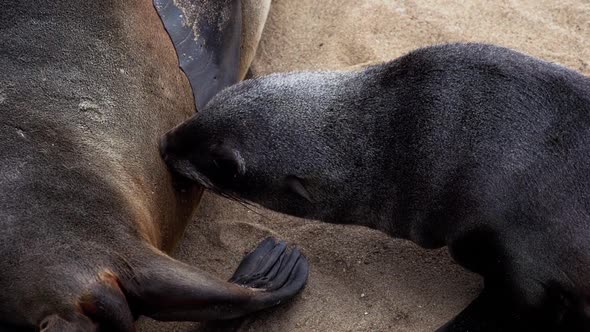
[140, 0, 590, 331]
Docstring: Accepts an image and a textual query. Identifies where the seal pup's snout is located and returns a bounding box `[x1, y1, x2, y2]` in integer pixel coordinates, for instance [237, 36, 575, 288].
[159, 132, 193, 177]
[159, 133, 179, 171]
[159, 130, 189, 166]
[159, 135, 169, 160]
[158, 128, 220, 189]
[159, 112, 202, 164]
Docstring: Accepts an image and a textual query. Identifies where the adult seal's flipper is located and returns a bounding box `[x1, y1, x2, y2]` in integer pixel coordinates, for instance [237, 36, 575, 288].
[154, 0, 242, 110]
[122, 237, 309, 322]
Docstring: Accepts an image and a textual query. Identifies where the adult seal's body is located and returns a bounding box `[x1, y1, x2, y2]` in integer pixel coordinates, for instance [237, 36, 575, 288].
[0, 0, 306, 330]
[161, 43, 590, 331]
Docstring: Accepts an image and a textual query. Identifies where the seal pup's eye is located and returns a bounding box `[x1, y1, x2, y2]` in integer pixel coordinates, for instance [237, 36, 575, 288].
[209, 143, 246, 178]
[285, 175, 313, 203]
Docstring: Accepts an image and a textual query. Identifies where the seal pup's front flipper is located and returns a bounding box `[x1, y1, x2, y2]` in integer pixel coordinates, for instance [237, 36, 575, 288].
[153, 0, 242, 110]
[123, 237, 309, 321]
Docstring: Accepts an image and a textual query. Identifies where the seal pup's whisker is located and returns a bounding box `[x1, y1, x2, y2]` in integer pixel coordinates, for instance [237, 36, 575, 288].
[209, 186, 273, 222]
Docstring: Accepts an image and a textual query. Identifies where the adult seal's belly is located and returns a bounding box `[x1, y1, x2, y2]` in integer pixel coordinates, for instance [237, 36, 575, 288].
[0, 0, 307, 330]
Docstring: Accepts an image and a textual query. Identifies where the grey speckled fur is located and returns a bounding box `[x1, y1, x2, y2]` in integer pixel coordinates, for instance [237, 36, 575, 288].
[162, 43, 590, 331]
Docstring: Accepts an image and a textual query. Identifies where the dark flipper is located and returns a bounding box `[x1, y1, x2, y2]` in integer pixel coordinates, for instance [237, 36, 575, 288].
[124, 237, 309, 322]
[153, 0, 242, 110]
[198, 238, 306, 332]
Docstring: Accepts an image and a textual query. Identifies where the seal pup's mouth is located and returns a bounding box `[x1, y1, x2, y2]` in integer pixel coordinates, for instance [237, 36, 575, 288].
[169, 158, 216, 189]
[167, 158, 256, 208]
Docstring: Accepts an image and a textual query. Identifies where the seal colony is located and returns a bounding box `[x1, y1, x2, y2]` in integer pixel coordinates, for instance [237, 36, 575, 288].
[161, 43, 590, 331]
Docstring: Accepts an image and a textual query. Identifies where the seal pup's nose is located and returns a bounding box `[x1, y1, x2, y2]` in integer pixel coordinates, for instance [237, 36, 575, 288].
[159, 135, 170, 160]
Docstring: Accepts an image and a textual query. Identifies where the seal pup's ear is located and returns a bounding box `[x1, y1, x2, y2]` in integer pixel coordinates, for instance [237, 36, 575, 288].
[285, 175, 313, 203]
[210, 143, 246, 177]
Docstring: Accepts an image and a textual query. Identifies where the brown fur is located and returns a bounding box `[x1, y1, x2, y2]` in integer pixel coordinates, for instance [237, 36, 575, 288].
[0, 0, 307, 330]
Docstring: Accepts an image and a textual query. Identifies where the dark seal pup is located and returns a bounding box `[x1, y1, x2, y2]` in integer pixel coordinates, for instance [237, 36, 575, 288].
[0, 0, 306, 330]
[160, 43, 590, 331]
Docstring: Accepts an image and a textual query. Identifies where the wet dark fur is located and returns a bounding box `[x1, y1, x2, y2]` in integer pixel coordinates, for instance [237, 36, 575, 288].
[161, 43, 590, 331]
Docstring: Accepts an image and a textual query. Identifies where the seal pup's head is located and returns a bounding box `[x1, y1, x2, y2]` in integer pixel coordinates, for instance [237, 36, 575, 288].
[160, 71, 382, 225]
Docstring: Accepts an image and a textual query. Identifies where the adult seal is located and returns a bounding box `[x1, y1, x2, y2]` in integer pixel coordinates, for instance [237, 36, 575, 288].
[161, 43, 590, 331]
[0, 0, 306, 330]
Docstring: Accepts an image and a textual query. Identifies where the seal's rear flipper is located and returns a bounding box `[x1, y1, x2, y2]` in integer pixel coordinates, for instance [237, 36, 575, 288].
[153, 0, 242, 110]
[231, 238, 306, 293]
[124, 237, 309, 322]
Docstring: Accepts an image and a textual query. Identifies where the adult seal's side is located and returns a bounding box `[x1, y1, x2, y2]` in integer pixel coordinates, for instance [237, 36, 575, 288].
[0, 0, 306, 330]
[161, 43, 590, 331]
